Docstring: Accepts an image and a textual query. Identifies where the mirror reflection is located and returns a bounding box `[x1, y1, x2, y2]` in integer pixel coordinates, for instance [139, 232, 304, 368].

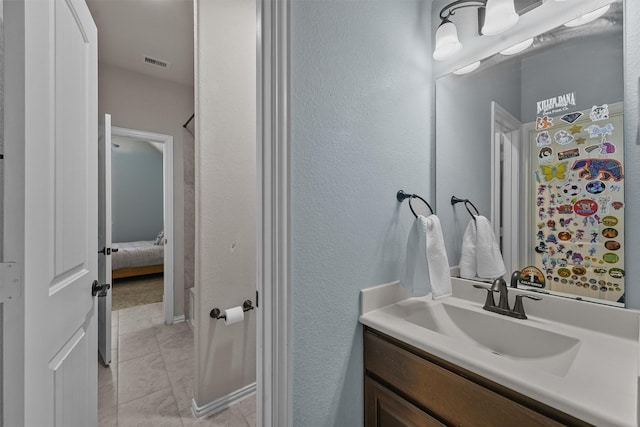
[435, 1, 624, 306]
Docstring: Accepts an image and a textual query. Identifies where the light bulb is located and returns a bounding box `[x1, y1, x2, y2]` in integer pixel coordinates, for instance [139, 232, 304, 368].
[500, 38, 534, 56]
[482, 0, 519, 36]
[453, 61, 481, 75]
[433, 20, 462, 61]
[564, 5, 610, 27]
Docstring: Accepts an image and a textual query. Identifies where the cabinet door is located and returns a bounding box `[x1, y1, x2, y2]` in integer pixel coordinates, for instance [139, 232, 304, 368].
[365, 377, 444, 427]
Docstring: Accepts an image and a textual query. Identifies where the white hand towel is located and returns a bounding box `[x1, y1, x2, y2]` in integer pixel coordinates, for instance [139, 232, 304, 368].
[403, 218, 430, 296]
[403, 215, 452, 300]
[475, 215, 506, 279]
[459, 215, 505, 280]
[459, 220, 477, 280]
[421, 215, 453, 300]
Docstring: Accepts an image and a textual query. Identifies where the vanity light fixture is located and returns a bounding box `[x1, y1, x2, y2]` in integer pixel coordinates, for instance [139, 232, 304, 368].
[453, 61, 481, 75]
[433, 0, 520, 61]
[499, 37, 534, 55]
[564, 4, 611, 27]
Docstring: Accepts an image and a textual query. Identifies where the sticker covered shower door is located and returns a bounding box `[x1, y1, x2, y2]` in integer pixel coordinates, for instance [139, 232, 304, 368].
[529, 103, 624, 306]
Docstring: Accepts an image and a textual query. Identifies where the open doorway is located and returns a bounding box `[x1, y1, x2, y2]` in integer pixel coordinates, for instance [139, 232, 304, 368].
[110, 126, 175, 322]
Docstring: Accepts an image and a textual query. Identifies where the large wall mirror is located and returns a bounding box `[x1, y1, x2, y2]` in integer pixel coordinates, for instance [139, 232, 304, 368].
[435, 1, 624, 306]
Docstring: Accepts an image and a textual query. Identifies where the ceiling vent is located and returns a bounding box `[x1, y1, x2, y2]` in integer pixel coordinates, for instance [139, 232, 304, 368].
[143, 55, 171, 70]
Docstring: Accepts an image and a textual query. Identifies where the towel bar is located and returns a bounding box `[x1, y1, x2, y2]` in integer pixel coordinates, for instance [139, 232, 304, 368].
[397, 190, 434, 218]
[451, 196, 480, 220]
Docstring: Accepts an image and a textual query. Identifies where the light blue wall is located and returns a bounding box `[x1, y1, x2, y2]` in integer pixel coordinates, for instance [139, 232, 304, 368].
[290, 0, 432, 425]
[111, 137, 164, 243]
[435, 62, 522, 264]
[520, 32, 623, 123]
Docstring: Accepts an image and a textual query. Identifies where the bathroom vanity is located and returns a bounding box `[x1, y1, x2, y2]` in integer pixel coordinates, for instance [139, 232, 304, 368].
[364, 328, 588, 426]
[360, 279, 639, 426]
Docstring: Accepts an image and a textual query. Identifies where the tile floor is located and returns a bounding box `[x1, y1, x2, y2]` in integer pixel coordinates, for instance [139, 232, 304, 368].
[99, 302, 256, 427]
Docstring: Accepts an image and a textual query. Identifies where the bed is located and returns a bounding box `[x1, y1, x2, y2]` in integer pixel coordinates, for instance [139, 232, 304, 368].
[112, 240, 164, 279]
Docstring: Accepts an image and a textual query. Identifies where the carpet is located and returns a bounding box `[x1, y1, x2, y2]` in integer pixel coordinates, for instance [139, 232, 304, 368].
[112, 273, 164, 311]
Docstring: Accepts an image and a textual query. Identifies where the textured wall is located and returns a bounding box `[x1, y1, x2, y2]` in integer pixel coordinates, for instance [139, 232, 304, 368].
[98, 62, 194, 316]
[194, 0, 257, 407]
[111, 137, 164, 243]
[435, 61, 521, 265]
[290, 1, 432, 425]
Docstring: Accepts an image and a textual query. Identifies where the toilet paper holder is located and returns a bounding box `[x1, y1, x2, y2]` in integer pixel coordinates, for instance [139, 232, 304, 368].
[210, 300, 254, 320]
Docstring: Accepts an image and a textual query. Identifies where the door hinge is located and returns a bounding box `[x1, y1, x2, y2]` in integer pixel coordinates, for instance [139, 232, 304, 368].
[0, 262, 21, 303]
[256, 290, 259, 308]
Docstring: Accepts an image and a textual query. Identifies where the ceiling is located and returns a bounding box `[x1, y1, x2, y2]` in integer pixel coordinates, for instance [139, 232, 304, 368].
[86, 0, 194, 87]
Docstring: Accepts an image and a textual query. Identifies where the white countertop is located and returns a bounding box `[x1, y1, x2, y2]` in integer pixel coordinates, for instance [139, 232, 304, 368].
[360, 279, 640, 427]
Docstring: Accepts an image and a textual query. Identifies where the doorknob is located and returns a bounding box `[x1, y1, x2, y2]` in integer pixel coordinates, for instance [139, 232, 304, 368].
[91, 280, 111, 297]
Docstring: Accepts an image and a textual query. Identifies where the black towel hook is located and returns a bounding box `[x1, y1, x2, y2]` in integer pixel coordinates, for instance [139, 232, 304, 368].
[397, 190, 434, 218]
[451, 196, 480, 220]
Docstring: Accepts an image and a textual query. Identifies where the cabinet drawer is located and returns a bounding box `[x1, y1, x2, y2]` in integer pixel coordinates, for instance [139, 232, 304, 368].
[364, 330, 573, 427]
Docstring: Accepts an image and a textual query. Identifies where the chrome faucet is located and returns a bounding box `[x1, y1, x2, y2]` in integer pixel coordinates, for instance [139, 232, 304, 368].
[473, 277, 541, 320]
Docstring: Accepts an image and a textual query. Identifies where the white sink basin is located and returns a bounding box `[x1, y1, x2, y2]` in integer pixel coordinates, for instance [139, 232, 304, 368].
[401, 301, 581, 376]
[359, 279, 640, 427]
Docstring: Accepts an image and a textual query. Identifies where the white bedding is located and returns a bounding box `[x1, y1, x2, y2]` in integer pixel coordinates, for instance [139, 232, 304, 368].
[112, 241, 164, 270]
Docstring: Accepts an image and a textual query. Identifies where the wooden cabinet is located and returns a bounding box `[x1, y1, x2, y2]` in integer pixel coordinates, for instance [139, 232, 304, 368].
[363, 328, 592, 427]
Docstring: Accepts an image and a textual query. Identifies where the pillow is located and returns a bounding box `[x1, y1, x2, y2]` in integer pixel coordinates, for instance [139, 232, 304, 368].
[154, 229, 164, 245]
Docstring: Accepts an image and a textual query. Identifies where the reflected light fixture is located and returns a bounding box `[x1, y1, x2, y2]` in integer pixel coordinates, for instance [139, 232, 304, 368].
[564, 4, 611, 27]
[453, 61, 481, 75]
[499, 37, 534, 55]
[433, 0, 520, 61]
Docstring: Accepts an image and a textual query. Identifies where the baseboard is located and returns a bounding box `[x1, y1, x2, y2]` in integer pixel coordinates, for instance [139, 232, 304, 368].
[191, 382, 256, 419]
[173, 314, 185, 324]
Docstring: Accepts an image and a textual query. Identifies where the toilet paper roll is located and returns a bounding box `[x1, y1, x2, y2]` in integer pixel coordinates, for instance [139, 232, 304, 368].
[223, 306, 245, 326]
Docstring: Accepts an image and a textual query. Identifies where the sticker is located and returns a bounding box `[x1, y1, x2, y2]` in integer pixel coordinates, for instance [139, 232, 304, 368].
[604, 241, 621, 251]
[571, 158, 623, 181]
[557, 204, 574, 214]
[573, 199, 598, 217]
[562, 182, 581, 197]
[519, 266, 545, 288]
[597, 196, 612, 214]
[561, 112, 583, 124]
[603, 253, 619, 264]
[575, 137, 587, 145]
[609, 268, 625, 279]
[536, 116, 553, 130]
[602, 216, 618, 226]
[540, 162, 568, 182]
[571, 253, 584, 264]
[584, 144, 600, 154]
[554, 130, 574, 145]
[572, 266, 587, 276]
[568, 124, 583, 135]
[609, 184, 622, 193]
[590, 104, 610, 122]
[557, 148, 580, 161]
[586, 123, 614, 138]
[538, 147, 554, 163]
[593, 267, 607, 278]
[585, 181, 606, 195]
[546, 234, 558, 244]
[611, 201, 624, 210]
[599, 141, 616, 154]
[558, 231, 572, 241]
[602, 228, 619, 238]
[536, 131, 551, 147]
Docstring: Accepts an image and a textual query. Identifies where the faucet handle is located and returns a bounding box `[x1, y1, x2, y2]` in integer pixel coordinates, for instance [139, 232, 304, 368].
[512, 294, 542, 319]
[473, 284, 497, 309]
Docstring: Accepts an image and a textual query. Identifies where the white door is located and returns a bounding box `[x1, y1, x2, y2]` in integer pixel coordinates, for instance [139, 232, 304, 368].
[3, 0, 99, 425]
[98, 114, 113, 365]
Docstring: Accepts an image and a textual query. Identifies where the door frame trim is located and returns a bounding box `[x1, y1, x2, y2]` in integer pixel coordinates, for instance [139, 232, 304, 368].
[257, 0, 292, 425]
[111, 126, 175, 324]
